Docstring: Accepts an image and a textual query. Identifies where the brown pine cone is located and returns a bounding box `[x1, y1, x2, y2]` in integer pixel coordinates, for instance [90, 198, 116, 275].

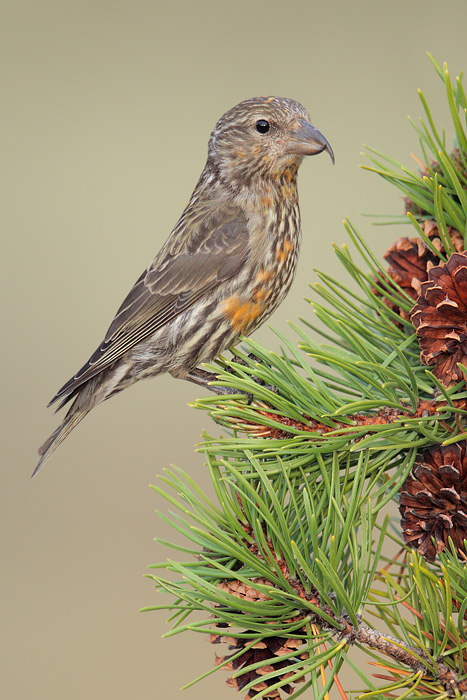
[375, 221, 463, 322]
[411, 251, 467, 386]
[210, 579, 308, 699]
[400, 442, 467, 561]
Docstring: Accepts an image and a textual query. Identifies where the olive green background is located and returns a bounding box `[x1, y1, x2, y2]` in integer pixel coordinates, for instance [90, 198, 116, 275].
[3, 1, 467, 698]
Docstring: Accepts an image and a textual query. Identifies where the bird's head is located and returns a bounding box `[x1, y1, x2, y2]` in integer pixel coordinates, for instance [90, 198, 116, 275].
[207, 96, 334, 190]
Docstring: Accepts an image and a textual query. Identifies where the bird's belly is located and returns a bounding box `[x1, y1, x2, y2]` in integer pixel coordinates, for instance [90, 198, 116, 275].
[220, 249, 299, 337]
[125, 247, 299, 381]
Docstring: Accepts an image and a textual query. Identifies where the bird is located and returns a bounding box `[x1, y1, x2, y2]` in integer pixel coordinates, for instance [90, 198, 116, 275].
[35, 96, 333, 476]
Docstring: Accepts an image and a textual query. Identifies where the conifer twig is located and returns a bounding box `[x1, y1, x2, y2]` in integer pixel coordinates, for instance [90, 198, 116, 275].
[221, 397, 467, 440]
[239, 524, 467, 697]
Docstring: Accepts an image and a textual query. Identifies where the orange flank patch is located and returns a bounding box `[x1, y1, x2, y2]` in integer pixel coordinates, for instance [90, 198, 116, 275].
[255, 269, 274, 285]
[276, 239, 294, 262]
[223, 294, 268, 334]
[253, 285, 271, 303]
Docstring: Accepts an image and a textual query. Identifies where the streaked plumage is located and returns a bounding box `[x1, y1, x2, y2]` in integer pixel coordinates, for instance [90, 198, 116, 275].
[35, 96, 333, 475]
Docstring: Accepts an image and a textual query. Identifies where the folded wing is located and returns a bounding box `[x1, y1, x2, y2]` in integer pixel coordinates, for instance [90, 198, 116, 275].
[50, 200, 250, 407]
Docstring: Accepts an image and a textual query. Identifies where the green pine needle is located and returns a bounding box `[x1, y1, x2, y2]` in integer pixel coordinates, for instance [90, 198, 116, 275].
[145, 55, 467, 700]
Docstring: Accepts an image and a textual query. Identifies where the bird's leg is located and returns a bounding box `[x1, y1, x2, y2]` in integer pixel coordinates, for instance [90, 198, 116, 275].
[185, 361, 278, 398]
[230, 353, 261, 367]
[184, 367, 251, 397]
[230, 353, 265, 384]
[229, 353, 279, 394]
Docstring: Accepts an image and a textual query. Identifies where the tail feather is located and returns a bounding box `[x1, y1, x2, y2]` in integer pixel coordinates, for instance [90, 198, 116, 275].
[33, 406, 90, 478]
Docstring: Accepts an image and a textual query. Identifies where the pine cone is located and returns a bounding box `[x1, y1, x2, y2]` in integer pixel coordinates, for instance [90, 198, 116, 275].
[375, 221, 463, 322]
[411, 251, 467, 386]
[210, 579, 308, 699]
[400, 442, 467, 561]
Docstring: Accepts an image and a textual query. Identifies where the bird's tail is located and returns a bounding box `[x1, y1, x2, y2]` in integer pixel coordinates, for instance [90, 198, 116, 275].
[33, 402, 90, 478]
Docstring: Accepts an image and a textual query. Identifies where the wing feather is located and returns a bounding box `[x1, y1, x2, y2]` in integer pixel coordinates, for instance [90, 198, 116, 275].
[50, 200, 250, 406]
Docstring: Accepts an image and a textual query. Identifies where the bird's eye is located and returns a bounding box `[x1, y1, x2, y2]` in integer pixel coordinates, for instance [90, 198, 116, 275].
[255, 119, 270, 134]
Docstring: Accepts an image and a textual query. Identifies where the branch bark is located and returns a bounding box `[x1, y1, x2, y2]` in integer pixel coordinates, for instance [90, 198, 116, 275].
[234, 523, 467, 697]
[227, 397, 467, 440]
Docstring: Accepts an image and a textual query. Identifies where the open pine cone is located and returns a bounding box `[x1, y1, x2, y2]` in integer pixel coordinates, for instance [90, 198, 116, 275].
[210, 579, 308, 699]
[400, 442, 467, 561]
[375, 221, 463, 322]
[411, 251, 467, 386]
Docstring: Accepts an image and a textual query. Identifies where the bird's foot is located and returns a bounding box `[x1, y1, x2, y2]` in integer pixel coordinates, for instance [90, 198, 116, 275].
[234, 354, 279, 395]
[185, 368, 254, 402]
[185, 361, 278, 401]
[184, 368, 253, 403]
[230, 353, 271, 388]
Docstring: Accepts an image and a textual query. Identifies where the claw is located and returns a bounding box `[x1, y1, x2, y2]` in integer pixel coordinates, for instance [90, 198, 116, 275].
[184, 366, 278, 399]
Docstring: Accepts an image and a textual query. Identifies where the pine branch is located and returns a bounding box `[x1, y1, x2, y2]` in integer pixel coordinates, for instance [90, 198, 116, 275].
[146, 56, 467, 700]
[356, 627, 465, 695]
[209, 396, 467, 442]
[223, 523, 467, 697]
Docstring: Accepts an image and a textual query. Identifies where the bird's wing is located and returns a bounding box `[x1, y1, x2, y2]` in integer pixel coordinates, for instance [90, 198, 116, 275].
[50, 200, 250, 406]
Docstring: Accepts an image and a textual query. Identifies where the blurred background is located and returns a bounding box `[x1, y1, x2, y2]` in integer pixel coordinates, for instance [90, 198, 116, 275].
[2, 1, 467, 698]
